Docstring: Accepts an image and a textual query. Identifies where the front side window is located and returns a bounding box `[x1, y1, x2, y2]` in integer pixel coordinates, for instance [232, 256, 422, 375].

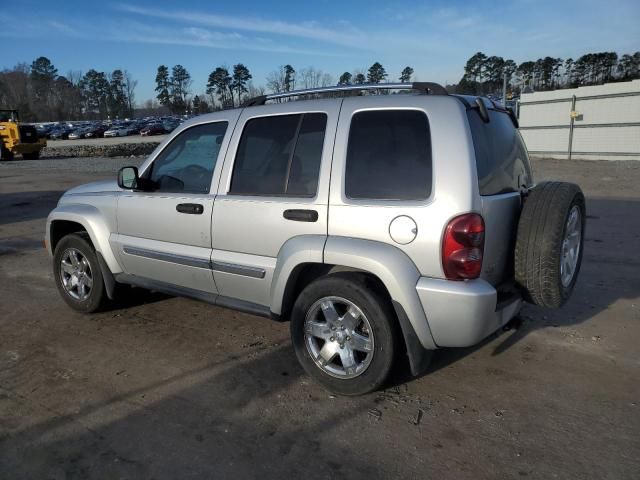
[345, 110, 432, 200]
[145, 122, 228, 193]
[229, 113, 327, 197]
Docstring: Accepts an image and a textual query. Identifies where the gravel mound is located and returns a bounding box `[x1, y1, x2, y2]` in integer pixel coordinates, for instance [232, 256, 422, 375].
[42, 141, 161, 158]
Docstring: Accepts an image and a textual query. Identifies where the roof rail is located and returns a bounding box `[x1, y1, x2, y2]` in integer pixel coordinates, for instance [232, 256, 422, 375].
[243, 82, 448, 107]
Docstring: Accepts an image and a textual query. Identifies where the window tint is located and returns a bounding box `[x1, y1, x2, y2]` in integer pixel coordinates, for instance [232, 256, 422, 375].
[230, 113, 326, 196]
[345, 110, 432, 200]
[147, 122, 227, 193]
[467, 109, 533, 195]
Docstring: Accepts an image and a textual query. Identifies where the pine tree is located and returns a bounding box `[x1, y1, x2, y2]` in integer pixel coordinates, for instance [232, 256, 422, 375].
[367, 62, 387, 83]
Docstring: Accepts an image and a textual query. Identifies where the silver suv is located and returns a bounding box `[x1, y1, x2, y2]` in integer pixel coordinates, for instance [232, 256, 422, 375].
[46, 83, 585, 395]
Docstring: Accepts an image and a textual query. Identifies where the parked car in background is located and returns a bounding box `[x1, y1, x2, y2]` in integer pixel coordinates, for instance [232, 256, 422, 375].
[127, 123, 143, 135]
[49, 126, 74, 140]
[104, 125, 130, 137]
[140, 123, 167, 136]
[68, 128, 88, 140]
[163, 119, 181, 133]
[84, 125, 106, 139]
[36, 124, 53, 138]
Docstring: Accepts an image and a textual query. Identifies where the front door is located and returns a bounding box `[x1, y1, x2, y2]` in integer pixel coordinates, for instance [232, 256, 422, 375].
[112, 119, 232, 294]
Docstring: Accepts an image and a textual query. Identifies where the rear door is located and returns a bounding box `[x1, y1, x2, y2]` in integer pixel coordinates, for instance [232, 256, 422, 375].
[328, 96, 442, 277]
[211, 100, 339, 308]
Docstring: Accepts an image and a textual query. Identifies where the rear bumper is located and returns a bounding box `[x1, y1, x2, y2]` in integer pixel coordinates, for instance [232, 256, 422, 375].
[416, 277, 522, 347]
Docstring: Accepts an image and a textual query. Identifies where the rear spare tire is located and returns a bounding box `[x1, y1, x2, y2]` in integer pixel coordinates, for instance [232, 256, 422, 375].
[515, 181, 585, 308]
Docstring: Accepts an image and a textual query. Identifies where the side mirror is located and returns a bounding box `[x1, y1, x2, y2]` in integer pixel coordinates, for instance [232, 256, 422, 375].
[118, 166, 139, 189]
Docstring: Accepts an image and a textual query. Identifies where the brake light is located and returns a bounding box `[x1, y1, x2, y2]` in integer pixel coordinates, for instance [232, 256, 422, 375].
[442, 213, 485, 280]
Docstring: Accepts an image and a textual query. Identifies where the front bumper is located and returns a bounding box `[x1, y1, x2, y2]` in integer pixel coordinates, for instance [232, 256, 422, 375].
[416, 277, 522, 348]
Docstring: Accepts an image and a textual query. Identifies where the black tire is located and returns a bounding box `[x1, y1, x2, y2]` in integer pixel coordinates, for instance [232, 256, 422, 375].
[515, 181, 586, 308]
[290, 273, 398, 396]
[53, 233, 108, 313]
[22, 151, 40, 160]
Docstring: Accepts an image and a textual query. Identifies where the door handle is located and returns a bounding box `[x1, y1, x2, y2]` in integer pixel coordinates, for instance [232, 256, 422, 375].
[283, 209, 318, 222]
[176, 203, 204, 215]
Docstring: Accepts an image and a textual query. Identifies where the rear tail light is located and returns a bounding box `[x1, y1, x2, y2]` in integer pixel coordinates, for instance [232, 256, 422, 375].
[442, 213, 485, 280]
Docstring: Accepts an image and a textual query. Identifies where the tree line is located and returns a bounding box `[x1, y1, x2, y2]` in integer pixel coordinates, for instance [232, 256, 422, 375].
[0, 56, 137, 122]
[458, 51, 640, 96]
[155, 61, 416, 113]
[3, 51, 639, 122]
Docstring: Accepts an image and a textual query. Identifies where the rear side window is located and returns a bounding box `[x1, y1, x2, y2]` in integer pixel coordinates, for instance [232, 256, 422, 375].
[230, 113, 327, 196]
[345, 110, 432, 200]
[467, 109, 533, 195]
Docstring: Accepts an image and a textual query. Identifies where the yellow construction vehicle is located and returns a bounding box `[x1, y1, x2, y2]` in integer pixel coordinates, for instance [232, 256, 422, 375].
[0, 110, 46, 160]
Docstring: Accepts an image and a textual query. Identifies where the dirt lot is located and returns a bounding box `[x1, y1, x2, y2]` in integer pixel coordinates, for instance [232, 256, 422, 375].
[0, 157, 639, 480]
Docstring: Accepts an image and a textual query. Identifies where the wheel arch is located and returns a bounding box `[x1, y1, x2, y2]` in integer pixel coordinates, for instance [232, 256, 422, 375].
[271, 235, 437, 375]
[46, 204, 122, 276]
[49, 219, 90, 252]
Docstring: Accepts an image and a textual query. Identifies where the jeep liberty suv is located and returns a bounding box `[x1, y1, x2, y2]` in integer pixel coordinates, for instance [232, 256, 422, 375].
[46, 83, 585, 395]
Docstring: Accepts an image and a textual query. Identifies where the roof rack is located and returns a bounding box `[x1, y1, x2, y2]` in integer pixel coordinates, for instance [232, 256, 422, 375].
[243, 82, 448, 107]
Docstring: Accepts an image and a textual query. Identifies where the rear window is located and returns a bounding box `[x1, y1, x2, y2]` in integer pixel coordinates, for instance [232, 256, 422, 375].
[345, 110, 432, 200]
[467, 109, 533, 195]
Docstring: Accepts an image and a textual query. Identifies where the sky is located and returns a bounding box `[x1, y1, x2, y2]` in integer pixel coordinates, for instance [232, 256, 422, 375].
[2, 0, 639, 102]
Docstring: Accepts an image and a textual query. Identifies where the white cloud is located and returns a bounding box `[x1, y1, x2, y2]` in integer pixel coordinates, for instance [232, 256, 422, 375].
[114, 3, 365, 48]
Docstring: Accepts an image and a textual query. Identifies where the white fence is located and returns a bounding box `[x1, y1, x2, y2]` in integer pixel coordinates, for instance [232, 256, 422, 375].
[518, 79, 640, 160]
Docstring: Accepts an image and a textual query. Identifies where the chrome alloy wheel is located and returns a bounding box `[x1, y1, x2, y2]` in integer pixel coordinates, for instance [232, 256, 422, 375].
[561, 205, 582, 287]
[304, 296, 374, 379]
[60, 248, 93, 301]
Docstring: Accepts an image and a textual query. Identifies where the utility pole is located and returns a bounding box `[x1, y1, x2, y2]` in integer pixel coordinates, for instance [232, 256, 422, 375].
[502, 72, 507, 105]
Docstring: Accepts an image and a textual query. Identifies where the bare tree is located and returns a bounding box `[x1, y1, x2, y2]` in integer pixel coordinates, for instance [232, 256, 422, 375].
[321, 73, 333, 87]
[298, 67, 332, 89]
[266, 67, 286, 93]
[66, 69, 83, 86]
[247, 81, 265, 98]
[124, 70, 138, 115]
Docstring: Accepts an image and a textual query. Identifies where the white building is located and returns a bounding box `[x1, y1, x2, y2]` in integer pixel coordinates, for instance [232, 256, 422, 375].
[519, 79, 640, 161]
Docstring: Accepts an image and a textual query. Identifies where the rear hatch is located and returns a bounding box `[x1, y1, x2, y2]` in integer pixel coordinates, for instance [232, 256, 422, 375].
[466, 101, 533, 286]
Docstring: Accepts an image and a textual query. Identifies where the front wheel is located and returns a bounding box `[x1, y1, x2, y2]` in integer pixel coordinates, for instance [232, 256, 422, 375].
[53, 233, 108, 313]
[290, 273, 398, 396]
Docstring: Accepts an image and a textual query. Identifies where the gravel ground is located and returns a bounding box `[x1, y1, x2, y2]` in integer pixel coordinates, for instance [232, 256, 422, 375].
[0, 156, 639, 480]
[40, 135, 164, 159]
[0, 156, 145, 173]
[50, 135, 166, 148]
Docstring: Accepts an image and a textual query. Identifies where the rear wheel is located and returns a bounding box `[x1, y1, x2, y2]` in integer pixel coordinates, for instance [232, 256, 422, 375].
[515, 181, 585, 308]
[53, 233, 109, 313]
[290, 273, 398, 396]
